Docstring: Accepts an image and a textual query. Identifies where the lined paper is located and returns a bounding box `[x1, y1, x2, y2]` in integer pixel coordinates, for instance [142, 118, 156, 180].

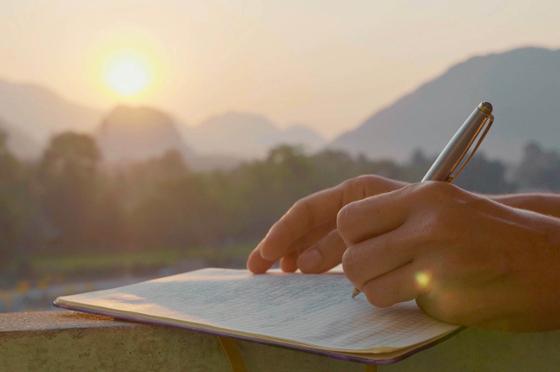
[55, 268, 458, 354]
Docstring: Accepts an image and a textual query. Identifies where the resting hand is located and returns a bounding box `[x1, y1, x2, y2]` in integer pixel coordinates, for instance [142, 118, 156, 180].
[339, 182, 560, 331]
[246, 175, 405, 274]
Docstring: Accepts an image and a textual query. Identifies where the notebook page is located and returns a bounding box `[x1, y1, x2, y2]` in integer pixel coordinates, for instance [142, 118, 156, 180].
[55, 268, 458, 353]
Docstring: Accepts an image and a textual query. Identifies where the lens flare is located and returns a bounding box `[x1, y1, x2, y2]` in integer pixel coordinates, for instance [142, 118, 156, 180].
[415, 271, 431, 289]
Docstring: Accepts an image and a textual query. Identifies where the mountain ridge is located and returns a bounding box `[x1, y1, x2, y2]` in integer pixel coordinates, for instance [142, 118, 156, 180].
[330, 46, 560, 161]
[2, 46, 558, 163]
[96, 105, 191, 163]
[181, 111, 325, 158]
[0, 79, 102, 145]
[0, 78, 325, 161]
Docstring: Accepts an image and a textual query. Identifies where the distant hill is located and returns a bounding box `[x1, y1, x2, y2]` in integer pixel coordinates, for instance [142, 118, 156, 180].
[330, 47, 560, 161]
[0, 77, 326, 162]
[281, 124, 326, 151]
[96, 106, 192, 163]
[0, 79, 101, 147]
[182, 112, 325, 159]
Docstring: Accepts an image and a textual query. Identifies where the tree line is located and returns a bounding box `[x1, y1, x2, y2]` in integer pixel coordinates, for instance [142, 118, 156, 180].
[0, 129, 558, 271]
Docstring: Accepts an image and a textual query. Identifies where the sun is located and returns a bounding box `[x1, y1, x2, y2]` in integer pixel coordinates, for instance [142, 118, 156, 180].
[103, 50, 152, 98]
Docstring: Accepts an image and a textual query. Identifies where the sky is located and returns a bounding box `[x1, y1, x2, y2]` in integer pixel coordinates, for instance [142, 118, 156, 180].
[1, 0, 559, 138]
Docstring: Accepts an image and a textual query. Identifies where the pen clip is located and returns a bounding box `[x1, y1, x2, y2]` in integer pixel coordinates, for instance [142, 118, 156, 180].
[447, 113, 494, 182]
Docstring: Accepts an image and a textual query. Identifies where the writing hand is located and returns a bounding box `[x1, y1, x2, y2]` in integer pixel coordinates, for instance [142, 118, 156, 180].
[247, 175, 405, 274]
[339, 182, 560, 331]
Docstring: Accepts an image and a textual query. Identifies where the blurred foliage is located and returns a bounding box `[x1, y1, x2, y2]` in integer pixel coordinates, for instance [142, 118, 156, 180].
[513, 142, 560, 191]
[0, 129, 558, 278]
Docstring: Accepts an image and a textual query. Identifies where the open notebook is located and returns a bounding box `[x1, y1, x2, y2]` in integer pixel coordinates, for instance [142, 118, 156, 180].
[54, 268, 460, 364]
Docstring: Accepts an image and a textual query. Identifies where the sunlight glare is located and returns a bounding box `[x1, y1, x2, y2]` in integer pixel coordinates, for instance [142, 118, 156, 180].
[104, 50, 152, 98]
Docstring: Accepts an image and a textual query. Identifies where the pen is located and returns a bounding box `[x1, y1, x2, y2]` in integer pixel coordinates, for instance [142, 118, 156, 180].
[352, 101, 495, 298]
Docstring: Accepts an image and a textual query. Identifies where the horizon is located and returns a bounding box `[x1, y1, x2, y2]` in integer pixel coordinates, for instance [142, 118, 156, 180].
[1, 44, 557, 141]
[2, 1, 560, 138]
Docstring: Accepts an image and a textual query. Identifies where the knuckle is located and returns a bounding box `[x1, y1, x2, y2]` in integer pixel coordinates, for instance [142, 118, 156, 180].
[291, 198, 309, 215]
[336, 202, 358, 234]
[416, 181, 461, 198]
[289, 198, 313, 226]
[341, 175, 395, 204]
[400, 182, 421, 195]
[341, 176, 369, 203]
[418, 181, 441, 195]
[351, 174, 380, 188]
[354, 174, 385, 188]
[354, 174, 377, 185]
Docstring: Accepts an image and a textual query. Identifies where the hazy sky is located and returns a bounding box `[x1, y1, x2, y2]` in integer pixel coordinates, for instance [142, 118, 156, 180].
[1, 0, 559, 137]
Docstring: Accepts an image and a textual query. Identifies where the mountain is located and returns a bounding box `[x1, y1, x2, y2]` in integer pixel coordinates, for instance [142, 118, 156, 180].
[0, 79, 102, 147]
[182, 112, 325, 159]
[96, 106, 192, 163]
[281, 124, 326, 152]
[0, 78, 326, 162]
[330, 47, 560, 161]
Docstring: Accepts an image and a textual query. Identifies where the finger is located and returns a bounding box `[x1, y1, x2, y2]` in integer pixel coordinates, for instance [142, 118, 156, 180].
[361, 262, 429, 307]
[257, 187, 345, 262]
[288, 221, 336, 256]
[280, 252, 299, 273]
[247, 246, 276, 274]
[342, 225, 419, 287]
[298, 229, 346, 273]
[247, 222, 334, 273]
[259, 176, 404, 262]
[337, 186, 412, 245]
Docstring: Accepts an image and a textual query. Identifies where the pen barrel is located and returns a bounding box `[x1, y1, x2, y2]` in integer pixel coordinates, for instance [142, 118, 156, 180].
[422, 102, 493, 183]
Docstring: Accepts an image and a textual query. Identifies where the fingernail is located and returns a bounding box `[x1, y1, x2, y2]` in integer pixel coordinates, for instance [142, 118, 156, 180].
[298, 250, 322, 271]
[257, 242, 273, 261]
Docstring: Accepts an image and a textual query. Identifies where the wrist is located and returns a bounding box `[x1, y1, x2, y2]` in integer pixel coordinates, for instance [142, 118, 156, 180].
[490, 193, 560, 218]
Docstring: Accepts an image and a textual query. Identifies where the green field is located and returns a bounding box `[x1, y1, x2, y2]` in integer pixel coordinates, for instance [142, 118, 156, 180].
[27, 243, 256, 281]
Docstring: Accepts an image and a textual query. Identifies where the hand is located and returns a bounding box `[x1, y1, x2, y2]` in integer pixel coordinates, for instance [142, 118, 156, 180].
[246, 175, 406, 274]
[338, 182, 560, 331]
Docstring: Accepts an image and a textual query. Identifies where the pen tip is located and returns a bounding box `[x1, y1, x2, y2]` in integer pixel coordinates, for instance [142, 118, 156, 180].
[352, 288, 361, 298]
[480, 101, 493, 113]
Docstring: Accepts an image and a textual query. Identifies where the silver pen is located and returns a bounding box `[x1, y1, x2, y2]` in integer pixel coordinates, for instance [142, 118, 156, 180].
[352, 101, 495, 298]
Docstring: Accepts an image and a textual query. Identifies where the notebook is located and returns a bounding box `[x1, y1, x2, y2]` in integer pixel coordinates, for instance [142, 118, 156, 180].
[54, 268, 460, 364]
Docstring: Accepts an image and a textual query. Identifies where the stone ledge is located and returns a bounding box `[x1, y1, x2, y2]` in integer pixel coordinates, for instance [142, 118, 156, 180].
[0, 310, 130, 332]
[0, 310, 366, 372]
[2, 311, 560, 372]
